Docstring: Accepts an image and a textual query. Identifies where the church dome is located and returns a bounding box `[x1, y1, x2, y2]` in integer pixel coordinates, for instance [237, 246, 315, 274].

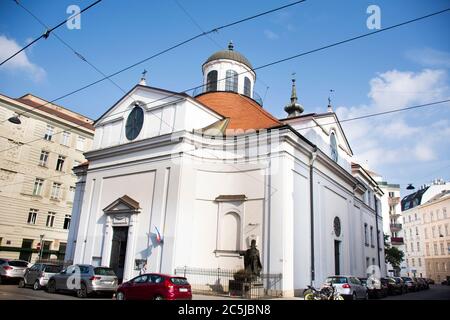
[204, 42, 253, 69]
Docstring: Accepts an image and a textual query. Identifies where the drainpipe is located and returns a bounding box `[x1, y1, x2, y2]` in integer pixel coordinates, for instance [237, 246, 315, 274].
[309, 146, 318, 285]
[374, 193, 381, 269]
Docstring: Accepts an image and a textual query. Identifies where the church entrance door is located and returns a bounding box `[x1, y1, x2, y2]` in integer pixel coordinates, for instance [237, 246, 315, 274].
[334, 240, 341, 275]
[110, 226, 128, 283]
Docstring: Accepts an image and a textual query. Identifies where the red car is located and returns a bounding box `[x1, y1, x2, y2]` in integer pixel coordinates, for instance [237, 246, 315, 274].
[115, 273, 192, 300]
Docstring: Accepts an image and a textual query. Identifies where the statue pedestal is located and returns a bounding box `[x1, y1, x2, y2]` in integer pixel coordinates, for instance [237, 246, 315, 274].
[229, 280, 265, 299]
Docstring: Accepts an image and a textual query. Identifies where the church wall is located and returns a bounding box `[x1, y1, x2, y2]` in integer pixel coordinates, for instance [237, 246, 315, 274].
[72, 155, 182, 282]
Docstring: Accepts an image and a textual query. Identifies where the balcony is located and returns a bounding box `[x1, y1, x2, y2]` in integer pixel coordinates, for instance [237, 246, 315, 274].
[388, 197, 400, 206]
[391, 237, 404, 245]
[390, 223, 403, 232]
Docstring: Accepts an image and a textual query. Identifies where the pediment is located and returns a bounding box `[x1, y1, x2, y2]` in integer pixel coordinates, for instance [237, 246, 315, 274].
[103, 195, 140, 214]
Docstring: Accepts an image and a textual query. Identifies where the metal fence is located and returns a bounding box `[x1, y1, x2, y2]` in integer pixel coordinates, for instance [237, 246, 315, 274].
[33, 258, 72, 267]
[174, 266, 282, 299]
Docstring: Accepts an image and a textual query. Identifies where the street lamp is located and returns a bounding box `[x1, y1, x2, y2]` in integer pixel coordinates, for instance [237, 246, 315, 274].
[406, 184, 415, 190]
[39, 234, 45, 261]
[7, 114, 21, 124]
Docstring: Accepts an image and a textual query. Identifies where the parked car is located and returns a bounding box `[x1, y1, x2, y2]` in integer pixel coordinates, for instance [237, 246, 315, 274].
[359, 277, 388, 299]
[415, 278, 429, 290]
[47, 264, 118, 298]
[19, 263, 63, 290]
[384, 277, 403, 295]
[0, 259, 30, 284]
[115, 273, 192, 300]
[425, 278, 435, 285]
[401, 277, 417, 292]
[323, 276, 368, 300]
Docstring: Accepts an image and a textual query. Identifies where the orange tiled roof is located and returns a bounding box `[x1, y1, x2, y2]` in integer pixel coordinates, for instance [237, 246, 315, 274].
[16, 95, 94, 131]
[195, 92, 282, 131]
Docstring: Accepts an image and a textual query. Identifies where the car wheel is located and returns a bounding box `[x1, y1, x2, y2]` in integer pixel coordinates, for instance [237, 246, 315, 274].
[77, 283, 88, 299]
[154, 295, 164, 300]
[33, 280, 41, 291]
[47, 280, 56, 293]
[352, 292, 357, 300]
[18, 279, 25, 288]
[116, 292, 125, 300]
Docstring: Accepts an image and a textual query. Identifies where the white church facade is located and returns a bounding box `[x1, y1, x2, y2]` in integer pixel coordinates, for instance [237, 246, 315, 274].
[66, 43, 386, 297]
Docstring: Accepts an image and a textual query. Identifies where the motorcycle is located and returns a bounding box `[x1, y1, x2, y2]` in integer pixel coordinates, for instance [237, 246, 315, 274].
[303, 283, 344, 300]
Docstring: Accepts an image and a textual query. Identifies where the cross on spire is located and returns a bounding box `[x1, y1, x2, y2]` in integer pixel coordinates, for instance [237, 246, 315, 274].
[139, 69, 147, 85]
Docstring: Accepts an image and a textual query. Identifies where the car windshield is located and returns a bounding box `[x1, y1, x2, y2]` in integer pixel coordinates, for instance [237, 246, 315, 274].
[94, 267, 116, 276]
[359, 278, 367, 285]
[170, 277, 189, 285]
[44, 265, 63, 273]
[325, 277, 348, 284]
[402, 277, 412, 281]
[8, 261, 28, 267]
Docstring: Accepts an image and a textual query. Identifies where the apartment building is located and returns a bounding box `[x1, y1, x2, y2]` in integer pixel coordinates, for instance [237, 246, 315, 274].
[402, 179, 450, 279]
[0, 93, 94, 262]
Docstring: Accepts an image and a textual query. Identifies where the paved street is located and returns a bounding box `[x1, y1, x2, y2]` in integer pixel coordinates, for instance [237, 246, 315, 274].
[1, 283, 449, 300]
[381, 284, 450, 300]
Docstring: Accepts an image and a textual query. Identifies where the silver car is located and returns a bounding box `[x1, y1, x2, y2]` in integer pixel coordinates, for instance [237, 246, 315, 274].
[19, 263, 63, 290]
[324, 275, 368, 300]
[0, 259, 30, 284]
[47, 264, 118, 298]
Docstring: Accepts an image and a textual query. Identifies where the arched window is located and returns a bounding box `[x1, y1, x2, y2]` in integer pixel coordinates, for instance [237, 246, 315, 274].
[220, 212, 240, 251]
[206, 70, 218, 92]
[330, 131, 338, 162]
[243, 77, 251, 96]
[225, 70, 238, 92]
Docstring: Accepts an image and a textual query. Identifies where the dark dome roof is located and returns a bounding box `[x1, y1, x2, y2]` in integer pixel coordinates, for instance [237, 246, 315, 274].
[204, 42, 253, 69]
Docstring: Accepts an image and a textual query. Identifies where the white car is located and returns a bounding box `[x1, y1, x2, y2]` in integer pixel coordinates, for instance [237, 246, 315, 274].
[324, 275, 368, 300]
[0, 259, 30, 284]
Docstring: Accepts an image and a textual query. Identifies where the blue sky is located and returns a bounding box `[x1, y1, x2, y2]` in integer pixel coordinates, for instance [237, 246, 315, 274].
[1, 0, 449, 196]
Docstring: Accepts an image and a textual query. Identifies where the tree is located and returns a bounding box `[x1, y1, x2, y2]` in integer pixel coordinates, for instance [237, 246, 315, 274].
[384, 234, 404, 270]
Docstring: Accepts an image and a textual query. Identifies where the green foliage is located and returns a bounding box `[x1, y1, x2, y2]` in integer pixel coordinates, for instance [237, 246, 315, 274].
[384, 233, 404, 268]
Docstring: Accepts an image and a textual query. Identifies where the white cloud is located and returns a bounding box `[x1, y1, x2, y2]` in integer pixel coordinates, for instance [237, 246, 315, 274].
[0, 35, 46, 81]
[336, 69, 450, 173]
[368, 69, 448, 109]
[406, 48, 450, 68]
[264, 30, 279, 40]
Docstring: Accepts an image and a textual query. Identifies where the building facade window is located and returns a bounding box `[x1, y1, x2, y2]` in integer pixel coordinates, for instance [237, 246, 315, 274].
[50, 182, 62, 200]
[63, 215, 71, 230]
[388, 192, 395, 197]
[56, 155, 65, 171]
[416, 226, 419, 236]
[243, 77, 251, 96]
[46, 212, 56, 228]
[76, 136, 85, 151]
[206, 70, 218, 92]
[44, 125, 54, 141]
[330, 132, 338, 162]
[426, 243, 430, 256]
[370, 226, 374, 247]
[225, 70, 238, 92]
[61, 131, 70, 146]
[434, 243, 438, 255]
[68, 186, 76, 202]
[441, 243, 445, 255]
[364, 223, 369, 246]
[39, 150, 49, 167]
[33, 178, 44, 196]
[417, 242, 420, 252]
[27, 209, 38, 224]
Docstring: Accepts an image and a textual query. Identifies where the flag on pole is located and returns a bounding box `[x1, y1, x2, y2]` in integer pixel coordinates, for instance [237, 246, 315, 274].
[155, 226, 163, 244]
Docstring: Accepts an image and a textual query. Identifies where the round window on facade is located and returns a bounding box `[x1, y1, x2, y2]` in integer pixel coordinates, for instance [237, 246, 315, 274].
[125, 105, 144, 141]
[334, 216, 341, 237]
